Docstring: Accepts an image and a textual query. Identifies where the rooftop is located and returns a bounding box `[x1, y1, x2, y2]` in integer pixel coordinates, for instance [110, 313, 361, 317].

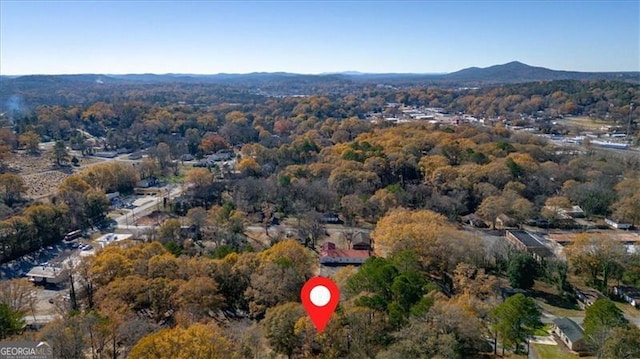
[530, 246, 554, 259]
[614, 285, 640, 299]
[26, 266, 67, 279]
[548, 232, 640, 243]
[553, 317, 584, 343]
[508, 230, 545, 248]
[321, 249, 371, 259]
[321, 241, 369, 259]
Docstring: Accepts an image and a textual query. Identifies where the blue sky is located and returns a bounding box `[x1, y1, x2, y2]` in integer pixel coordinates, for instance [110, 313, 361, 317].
[1, 1, 638, 75]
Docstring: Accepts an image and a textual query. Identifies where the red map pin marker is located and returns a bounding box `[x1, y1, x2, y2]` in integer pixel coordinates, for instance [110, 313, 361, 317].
[301, 276, 340, 333]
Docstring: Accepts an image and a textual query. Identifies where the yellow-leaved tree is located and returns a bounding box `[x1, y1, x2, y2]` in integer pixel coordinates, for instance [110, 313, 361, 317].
[245, 240, 316, 318]
[373, 208, 482, 274]
[129, 323, 235, 359]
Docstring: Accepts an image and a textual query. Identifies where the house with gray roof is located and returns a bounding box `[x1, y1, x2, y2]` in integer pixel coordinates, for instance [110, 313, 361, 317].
[505, 230, 555, 262]
[552, 317, 587, 353]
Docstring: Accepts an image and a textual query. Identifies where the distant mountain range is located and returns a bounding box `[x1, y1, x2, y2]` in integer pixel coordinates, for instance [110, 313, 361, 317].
[0, 61, 640, 108]
[1, 61, 638, 91]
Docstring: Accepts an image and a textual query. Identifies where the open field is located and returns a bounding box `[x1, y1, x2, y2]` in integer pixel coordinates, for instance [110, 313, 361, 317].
[7, 150, 104, 199]
[532, 344, 580, 359]
[21, 171, 70, 198]
[560, 116, 613, 131]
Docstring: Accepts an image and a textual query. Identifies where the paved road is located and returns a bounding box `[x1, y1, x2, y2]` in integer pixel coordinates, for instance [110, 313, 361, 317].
[540, 311, 640, 328]
[114, 185, 184, 233]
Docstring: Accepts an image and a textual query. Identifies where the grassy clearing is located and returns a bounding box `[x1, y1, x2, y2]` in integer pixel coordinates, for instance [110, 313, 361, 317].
[164, 173, 185, 184]
[531, 281, 584, 317]
[532, 344, 579, 359]
[561, 116, 611, 130]
[536, 301, 584, 318]
[533, 324, 552, 336]
[614, 301, 640, 319]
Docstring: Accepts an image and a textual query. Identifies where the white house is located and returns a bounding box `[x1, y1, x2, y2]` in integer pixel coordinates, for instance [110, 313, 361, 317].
[605, 218, 631, 230]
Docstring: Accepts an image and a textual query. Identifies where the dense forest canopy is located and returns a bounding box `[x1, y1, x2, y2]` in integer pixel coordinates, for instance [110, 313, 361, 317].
[1, 79, 638, 143]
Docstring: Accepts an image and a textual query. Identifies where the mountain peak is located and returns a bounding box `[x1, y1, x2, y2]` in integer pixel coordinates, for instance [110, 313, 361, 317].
[500, 61, 530, 68]
[445, 61, 567, 82]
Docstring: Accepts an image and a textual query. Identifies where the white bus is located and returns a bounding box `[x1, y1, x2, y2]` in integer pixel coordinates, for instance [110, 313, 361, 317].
[63, 230, 82, 242]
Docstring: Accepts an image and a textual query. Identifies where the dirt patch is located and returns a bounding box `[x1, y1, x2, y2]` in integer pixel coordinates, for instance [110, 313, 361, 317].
[22, 171, 70, 198]
[135, 211, 171, 226]
[6, 152, 57, 175]
[244, 228, 271, 250]
[6, 151, 106, 199]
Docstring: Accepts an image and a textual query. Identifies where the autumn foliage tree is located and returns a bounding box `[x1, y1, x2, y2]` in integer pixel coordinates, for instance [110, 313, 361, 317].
[0, 173, 26, 206]
[372, 208, 483, 274]
[566, 233, 628, 290]
[18, 131, 39, 154]
[129, 323, 235, 359]
[245, 240, 315, 318]
[263, 302, 305, 359]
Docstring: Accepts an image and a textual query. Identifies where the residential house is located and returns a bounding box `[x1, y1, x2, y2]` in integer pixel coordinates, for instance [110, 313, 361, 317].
[106, 192, 120, 205]
[575, 289, 601, 309]
[320, 242, 370, 266]
[136, 178, 158, 188]
[93, 151, 118, 158]
[26, 265, 69, 285]
[351, 231, 372, 251]
[613, 286, 640, 308]
[505, 230, 554, 262]
[320, 212, 341, 224]
[605, 218, 632, 230]
[552, 317, 588, 353]
[194, 150, 234, 167]
[543, 205, 585, 219]
[461, 214, 488, 228]
[564, 205, 585, 218]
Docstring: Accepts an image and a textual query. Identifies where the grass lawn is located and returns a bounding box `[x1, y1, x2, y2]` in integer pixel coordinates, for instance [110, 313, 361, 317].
[614, 301, 640, 319]
[531, 280, 584, 317]
[561, 116, 610, 130]
[532, 324, 552, 336]
[532, 344, 578, 359]
[164, 173, 185, 184]
[536, 301, 584, 318]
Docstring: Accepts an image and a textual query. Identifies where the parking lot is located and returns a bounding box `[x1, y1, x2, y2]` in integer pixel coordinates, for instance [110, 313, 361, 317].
[0, 238, 96, 281]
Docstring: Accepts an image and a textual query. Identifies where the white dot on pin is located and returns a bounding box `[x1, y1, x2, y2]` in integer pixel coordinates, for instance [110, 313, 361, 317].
[309, 285, 331, 307]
